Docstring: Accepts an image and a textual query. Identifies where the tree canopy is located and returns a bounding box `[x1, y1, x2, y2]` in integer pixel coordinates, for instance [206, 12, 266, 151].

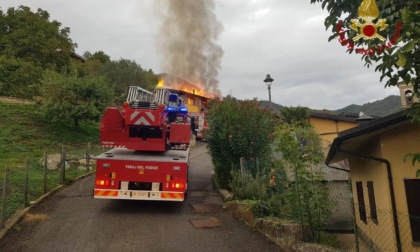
[81, 53, 159, 103]
[40, 71, 115, 129]
[99, 58, 158, 96]
[280, 106, 310, 127]
[0, 56, 44, 98]
[84, 51, 110, 64]
[0, 5, 161, 126]
[0, 5, 76, 99]
[311, 0, 419, 93]
[0, 6, 75, 71]
[206, 97, 279, 188]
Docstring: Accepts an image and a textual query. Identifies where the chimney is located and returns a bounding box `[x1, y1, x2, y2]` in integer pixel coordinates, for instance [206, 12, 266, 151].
[356, 111, 374, 125]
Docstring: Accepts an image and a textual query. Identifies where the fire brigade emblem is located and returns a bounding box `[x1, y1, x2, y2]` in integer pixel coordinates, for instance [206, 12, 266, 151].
[349, 0, 388, 41]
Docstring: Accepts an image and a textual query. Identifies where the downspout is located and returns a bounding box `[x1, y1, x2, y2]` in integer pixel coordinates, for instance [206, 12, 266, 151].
[337, 147, 402, 252]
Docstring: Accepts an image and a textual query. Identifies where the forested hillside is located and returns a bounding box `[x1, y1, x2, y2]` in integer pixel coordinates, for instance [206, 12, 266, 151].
[0, 6, 159, 128]
[335, 95, 401, 117]
[262, 95, 402, 117]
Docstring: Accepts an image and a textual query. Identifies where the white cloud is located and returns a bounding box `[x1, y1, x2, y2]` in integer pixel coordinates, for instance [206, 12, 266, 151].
[249, 8, 271, 20]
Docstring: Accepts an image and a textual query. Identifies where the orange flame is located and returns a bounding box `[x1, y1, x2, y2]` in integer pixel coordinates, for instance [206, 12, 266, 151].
[157, 78, 164, 88]
[155, 77, 215, 99]
[178, 83, 215, 98]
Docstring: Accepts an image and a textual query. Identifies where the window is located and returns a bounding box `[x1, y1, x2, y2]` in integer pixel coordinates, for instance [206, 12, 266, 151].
[404, 179, 420, 243]
[356, 181, 367, 222]
[367, 181, 377, 222]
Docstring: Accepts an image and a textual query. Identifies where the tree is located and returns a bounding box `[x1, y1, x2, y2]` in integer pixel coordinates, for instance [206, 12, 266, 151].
[82, 53, 159, 101]
[84, 50, 111, 64]
[311, 0, 419, 93]
[100, 58, 158, 96]
[0, 6, 76, 99]
[40, 71, 114, 129]
[0, 56, 43, 99]
[273, 122, 330, 242]
[0, 6, 76, 71]
[206, 96, 278, 188]
[280, 106, 311, 127]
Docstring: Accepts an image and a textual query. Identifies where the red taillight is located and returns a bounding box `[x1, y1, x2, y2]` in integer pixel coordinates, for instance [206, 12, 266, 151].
[170, 182, 184, 189]
[96, 180, 111, 186]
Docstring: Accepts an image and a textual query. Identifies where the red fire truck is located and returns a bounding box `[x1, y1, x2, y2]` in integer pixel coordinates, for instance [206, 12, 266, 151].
[93, 86, 191, 201]
[189, 111, 208, 141]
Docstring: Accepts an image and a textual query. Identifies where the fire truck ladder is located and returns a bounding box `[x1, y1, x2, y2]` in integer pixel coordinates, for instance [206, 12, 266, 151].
[127, 86, 156, 109]
[127, 86, 178, 110]
[154, 87, 171, 106]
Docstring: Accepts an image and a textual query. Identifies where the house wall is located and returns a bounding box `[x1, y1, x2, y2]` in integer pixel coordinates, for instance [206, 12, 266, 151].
[348, 123, 420, 251]
[381, 123, 420, 251]
[309, 117, 357, 158]
[309, 117, 357, 228]
[348, 137, 397, 251]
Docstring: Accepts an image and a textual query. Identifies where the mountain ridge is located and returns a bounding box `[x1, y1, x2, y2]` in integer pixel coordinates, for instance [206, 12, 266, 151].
[261, 95, 401, 117]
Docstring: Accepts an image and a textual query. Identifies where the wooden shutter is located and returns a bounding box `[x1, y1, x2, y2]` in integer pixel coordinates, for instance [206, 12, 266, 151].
[356, 181, 367, 222]
[367, 181, 377, 222]
[404, 179, 420, 242]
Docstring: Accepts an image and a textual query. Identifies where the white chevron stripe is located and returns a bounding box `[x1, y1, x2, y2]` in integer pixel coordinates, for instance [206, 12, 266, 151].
[130, 111, 140, 121]
[135, 116, 150, 125]
[146, 112, 155, 122]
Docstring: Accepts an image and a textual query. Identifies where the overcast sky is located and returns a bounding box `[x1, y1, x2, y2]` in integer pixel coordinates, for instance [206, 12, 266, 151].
[1, 0, 401, 110]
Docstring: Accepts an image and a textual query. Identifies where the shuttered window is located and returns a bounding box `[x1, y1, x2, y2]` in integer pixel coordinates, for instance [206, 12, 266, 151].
[356, 181, 367, 223]
[404, 179, 420, 243]
[367, 181, 377, 222]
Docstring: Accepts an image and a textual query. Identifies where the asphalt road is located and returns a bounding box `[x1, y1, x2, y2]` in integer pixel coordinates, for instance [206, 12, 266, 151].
[0, 142, 281, 252]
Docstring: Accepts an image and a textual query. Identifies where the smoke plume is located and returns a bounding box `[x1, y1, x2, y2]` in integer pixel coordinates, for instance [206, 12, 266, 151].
[155, 0, 224, 96]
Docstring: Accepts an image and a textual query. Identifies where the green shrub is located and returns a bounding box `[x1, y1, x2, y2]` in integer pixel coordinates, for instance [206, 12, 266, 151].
[207, 97, 278, 188]
[229, 170, 267, 200]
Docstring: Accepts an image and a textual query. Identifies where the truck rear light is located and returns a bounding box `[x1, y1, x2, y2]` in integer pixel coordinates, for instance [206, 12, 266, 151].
[96, 179, 114, 186]
[170, 182, 184, 189]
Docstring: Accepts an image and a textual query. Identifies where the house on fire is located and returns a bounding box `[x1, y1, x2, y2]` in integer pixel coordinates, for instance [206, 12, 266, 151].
[325, 84, 420, 251]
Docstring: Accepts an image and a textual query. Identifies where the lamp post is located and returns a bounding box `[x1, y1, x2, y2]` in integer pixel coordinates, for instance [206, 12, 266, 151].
[264, 74, 274, 102]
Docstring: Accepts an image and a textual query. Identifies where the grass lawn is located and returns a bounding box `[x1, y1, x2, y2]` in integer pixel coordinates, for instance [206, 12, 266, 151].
[0, 101, 103, 171]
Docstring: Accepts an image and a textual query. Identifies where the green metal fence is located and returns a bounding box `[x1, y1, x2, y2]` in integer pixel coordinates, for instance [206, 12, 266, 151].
[0, 144, 97, 229]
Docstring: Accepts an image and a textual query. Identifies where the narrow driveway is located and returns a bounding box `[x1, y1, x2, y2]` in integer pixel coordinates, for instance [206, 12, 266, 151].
[0, 142, 281, 252]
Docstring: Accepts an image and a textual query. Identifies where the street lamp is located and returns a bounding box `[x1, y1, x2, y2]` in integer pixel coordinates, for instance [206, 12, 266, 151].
[264, 74, 274, 102]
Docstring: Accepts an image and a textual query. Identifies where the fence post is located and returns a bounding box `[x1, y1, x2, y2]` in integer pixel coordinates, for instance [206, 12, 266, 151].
[256, 157, 263, 216]
[349, 179, 360, 252]
[44, 150, 48, 193]
[240, 157, 245, 176]
[25, 159, 29, 207]
[1, 167, 8, 229]
[86, 142, 90, 173]
[60, 146, 66, 183]
[295, 166, 304, 226]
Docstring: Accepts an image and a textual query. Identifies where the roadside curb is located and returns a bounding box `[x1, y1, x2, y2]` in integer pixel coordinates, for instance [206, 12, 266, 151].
[0, 171, 95, 241]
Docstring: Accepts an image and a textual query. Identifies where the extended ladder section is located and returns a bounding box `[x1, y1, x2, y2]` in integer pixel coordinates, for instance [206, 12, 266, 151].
[127, 86, 174, 110]
[154, 87, 171, 105]
[127, 86, 157, 109]
[127, 86, 155, 103]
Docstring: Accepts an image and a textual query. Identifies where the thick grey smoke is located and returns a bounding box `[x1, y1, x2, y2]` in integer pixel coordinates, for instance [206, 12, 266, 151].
[155, 0, 224, 96]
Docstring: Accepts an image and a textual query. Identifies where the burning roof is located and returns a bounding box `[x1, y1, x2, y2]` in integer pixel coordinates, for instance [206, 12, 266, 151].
[157, 73, 217, 99]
